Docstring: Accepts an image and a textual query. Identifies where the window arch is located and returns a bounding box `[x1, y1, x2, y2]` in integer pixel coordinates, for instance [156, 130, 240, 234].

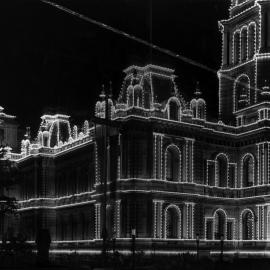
[240, 26, 248, 61]
[197, 99, 206, 120]
[241, 154, 255, 187]
[133, 85, 143, 108]
[248, 23, 256, 58]
[168, 98, 181, 121]
[240, 209, 254, 240]
[127, 85, 134, 107]
[234, 75, 250, 111]
[233, 31, 240, 64]
[190, 99, 197, 118]
[215, 154, 228, 187]
[213, 209, 227, 240]
[165, 144, 181, 182]
[164, 204, 181, 239]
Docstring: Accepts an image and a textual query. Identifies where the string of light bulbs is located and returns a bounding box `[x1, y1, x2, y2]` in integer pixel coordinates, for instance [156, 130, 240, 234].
[40, 0, 260, 94]
[40, 0, 219, 75]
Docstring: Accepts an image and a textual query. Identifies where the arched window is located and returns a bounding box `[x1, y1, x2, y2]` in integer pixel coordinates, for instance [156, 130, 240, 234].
[234, 75, 250, 111]
[164, 205, 181, 239]
[127, 85, 134, 107]
[233, 31, 240, 64]
[214, 210, 226, 240]
[216, 154, 228, 187]
[134, 85, 143, 107]
[43, 131, 49, 147]
[241, 210, 254, 240]
[241, 27, 248, 61]
[144, 89, 151, 109]
[190, 100, 197, 118]
[165, 145, 181, 182]
[197, 99, 206, 120]
[248, 23, 256, 58]
[242, 154, 254, 187]
[169, 100, 180, 121]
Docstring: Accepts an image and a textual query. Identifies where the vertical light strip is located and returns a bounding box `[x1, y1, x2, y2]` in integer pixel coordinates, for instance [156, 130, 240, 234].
[116, 200, 121, 238]
[153, 200, 157, 238]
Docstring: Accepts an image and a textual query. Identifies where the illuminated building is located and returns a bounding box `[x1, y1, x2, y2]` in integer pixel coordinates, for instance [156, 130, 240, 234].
[0, 106, 18, 150]
[3, 0, 270, 256]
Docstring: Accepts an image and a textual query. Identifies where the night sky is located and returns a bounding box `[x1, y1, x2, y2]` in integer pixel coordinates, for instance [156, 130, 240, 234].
[0, 0, 230, 133]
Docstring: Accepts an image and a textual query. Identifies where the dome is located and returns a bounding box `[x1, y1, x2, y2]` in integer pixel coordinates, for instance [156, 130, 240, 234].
[133, 84, 143, 93]
[38, 114, 71, 148]
[190, 98, 197, 107]
[197, 98, 206, 105]
[127, 84, 134, 94]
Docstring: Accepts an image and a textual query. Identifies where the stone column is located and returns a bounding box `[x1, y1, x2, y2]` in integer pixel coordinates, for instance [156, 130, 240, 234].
[183, 203, 195, 239]
[114, 200, 121, 238]
[153, 133, 163, 180]
[95, 203, 101, 239]
[153, 200, 164, 238]
[184, 138, 194, 183]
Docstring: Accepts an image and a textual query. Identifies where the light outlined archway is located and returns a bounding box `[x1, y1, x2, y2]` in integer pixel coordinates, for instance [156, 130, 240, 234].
[240, 26, 248, 62]
[213, 208, 228, 240]
[215, 153, 229, 187]
[240, 153, 255, 187]
[164, 144, 182, 182]
[232, 30, 240, 64]
[164, 204, 182, 239]
[166, 97, 181, 121]
[240, 208, 255, 240]
[233, 74, 250, 112]
[248, 22, 256, 59]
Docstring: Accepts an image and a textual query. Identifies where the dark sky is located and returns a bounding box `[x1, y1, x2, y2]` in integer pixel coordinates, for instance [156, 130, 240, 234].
[0, 0, 230, 132]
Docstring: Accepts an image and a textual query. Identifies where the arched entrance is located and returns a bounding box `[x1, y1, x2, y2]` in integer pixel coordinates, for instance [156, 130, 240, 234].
[164, 205, 181, 239]
[214, 210, 226, 240]
[216, 154, 228, 187]
[242, 154, 254, 187]
[165, 145, 181, 182]
[241, 210, 254, 240]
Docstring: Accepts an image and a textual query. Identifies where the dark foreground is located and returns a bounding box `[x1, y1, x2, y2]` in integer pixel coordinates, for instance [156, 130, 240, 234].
[2, 250, 270, 270]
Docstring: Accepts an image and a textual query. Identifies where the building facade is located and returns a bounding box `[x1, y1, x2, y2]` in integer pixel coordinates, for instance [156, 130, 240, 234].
[0, 106, 18, 151]
[3, 0, 270, 255]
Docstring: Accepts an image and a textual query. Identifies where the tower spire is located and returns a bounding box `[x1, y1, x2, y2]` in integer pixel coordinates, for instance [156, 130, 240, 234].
[109, 81, 113, 98]
[99, 84, 106, 100]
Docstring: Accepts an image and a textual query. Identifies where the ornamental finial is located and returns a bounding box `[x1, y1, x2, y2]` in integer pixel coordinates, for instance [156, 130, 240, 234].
[194, 81, 202, 97]
[109, 81, 113, 98]
[99, 84, 106, 99]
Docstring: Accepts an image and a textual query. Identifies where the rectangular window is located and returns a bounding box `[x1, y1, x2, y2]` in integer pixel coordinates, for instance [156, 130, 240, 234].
[227, 221, 233, 240]
[207, 161, 215, 186]
[206, 219, 213, 240]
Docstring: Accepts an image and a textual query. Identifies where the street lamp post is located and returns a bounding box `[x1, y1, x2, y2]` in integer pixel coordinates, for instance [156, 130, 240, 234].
[196, 233, 200, 261]
[112, 231, 116, 254]
[220, 234, 224, 262]
[112, 231, 116, 270]
[131, 228, 136, 270]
